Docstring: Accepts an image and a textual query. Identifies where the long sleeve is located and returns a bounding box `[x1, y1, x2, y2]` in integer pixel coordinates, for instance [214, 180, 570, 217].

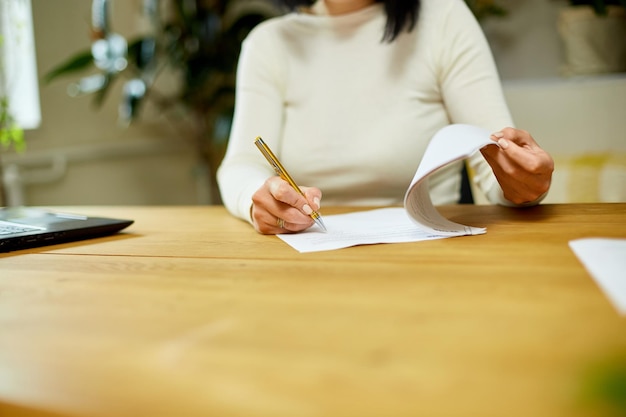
[217, 0, 535, 222]
[428, 0, 515, 205]
[217, 23, 286, 222]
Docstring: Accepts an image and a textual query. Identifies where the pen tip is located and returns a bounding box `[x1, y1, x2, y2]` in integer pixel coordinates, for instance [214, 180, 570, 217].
[316, 218, 327, 233]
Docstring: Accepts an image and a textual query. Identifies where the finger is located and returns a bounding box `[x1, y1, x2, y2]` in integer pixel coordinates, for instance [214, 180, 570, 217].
[492, 127, 539, 150]
[252, 202, 313, 234]
[267, 177, 311, 213]
[486, 130, 536, 172]
[251, 179, 316, 234]
[497, 136, 554, 176]
[267, 177, 324, 222]
[301, 186, 322, 211]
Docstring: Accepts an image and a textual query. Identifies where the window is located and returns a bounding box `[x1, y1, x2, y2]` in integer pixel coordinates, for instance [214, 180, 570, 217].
[0, 0, 40, 129]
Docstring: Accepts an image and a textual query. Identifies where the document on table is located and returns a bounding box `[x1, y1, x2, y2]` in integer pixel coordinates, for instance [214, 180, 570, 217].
[569, 238, 626, 316]
[279, 207, 448, 253]
[403, 124, 499, 236]
[278, 124, 499, 253]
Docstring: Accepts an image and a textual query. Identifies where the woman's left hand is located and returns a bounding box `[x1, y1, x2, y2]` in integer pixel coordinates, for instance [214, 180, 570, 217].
[481, 127, 554, 205]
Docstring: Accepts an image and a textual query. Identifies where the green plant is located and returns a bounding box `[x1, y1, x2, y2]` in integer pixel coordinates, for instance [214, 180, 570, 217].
[570, 0, 626, 15]
[45, 0, 280, 204]
[0, 30, 25, 154]
[0, 98, 25, 153]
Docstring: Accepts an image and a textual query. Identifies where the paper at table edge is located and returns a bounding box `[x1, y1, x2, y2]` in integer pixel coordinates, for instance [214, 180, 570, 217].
[569, 238, 626, 316]
[403, 124, 499, 236]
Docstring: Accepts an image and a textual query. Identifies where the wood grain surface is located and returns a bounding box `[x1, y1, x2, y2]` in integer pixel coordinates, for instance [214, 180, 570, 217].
[1, 204, 625, 417]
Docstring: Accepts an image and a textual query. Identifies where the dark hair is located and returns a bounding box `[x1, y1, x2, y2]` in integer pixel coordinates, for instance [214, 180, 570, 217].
[280, 0, 420, 42]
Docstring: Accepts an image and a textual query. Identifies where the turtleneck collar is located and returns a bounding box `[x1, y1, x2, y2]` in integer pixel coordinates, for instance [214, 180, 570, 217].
[297, 1, 383, 25]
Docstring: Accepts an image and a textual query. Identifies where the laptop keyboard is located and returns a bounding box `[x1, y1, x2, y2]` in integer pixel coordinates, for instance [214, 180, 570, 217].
[0, 221, 44, 236]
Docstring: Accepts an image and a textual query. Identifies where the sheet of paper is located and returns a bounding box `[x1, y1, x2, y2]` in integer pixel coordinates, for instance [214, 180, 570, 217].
[278, 208, 447, 253]
[404, 124, 499, 235]
[569, 238, 626, 315]
[279, 124, 498, 253]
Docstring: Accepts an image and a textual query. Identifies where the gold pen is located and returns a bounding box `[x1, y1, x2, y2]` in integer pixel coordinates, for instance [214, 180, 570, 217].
[254, 136, 327, 232]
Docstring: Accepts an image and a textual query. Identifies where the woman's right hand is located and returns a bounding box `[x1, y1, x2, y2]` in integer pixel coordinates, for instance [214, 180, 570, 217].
[250, 176, 323, 234]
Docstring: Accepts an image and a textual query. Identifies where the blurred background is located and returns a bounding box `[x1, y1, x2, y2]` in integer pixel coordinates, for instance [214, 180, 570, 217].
[1, 0, 625, 207]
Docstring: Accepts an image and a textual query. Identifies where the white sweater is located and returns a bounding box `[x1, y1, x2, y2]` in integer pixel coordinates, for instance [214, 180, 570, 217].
[217, 0, 514, 222]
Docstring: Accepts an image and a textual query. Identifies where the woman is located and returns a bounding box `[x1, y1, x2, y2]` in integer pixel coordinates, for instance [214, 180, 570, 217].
[217, 0, 554, 234]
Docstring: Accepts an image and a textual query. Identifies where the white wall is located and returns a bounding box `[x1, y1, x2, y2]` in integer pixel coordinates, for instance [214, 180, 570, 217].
[503, 75, 626, 204]
[2, 0, 625, 206]
[483, 0, 568, 80]
[480, 0, 626, 203]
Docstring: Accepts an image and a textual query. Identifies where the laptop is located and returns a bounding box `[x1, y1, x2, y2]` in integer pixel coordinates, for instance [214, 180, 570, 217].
[0, 207, 134, 252]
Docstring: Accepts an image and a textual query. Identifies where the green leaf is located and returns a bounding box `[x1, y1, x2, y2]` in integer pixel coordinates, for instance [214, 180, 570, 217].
[44, 50, 94, 84]
[0, 97, 26, 152]
[0, 126, 25, 152]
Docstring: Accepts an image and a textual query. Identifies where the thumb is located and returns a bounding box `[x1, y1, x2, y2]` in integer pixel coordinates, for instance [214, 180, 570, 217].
[493, 128, 539, 149]
[496, 138, 537, 167]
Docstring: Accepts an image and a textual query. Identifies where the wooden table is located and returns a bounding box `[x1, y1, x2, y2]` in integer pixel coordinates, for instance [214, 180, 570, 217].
[1, 204, 625, 417]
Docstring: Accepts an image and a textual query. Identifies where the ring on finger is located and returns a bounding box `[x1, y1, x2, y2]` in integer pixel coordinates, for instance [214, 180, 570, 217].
[276, 218, 285, 229]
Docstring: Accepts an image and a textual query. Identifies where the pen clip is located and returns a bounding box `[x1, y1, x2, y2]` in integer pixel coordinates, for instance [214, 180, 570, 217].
[255, 137, 284, 177]
[254, 136, 305, 196]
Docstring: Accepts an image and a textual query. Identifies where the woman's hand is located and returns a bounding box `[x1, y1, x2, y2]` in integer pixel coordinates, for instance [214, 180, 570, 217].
[251, 176, 323, 234]
[481, 127, 554, 205]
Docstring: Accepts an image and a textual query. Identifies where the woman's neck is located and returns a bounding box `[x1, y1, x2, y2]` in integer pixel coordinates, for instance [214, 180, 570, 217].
[316, 0, 376, 16]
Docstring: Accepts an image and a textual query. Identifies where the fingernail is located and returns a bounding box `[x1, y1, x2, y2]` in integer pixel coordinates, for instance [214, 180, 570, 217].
[492, 131, 504, 138]
[498, 138, 509, 149]
[269, 181, 280, 195]
[302, 204, 313, 215]
[313, 197, 321, 209]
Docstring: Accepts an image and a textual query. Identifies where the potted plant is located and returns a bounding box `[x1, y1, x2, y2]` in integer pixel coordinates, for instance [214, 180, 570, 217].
[558, 0, 626, 75]
[45, 0, 281, 204]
